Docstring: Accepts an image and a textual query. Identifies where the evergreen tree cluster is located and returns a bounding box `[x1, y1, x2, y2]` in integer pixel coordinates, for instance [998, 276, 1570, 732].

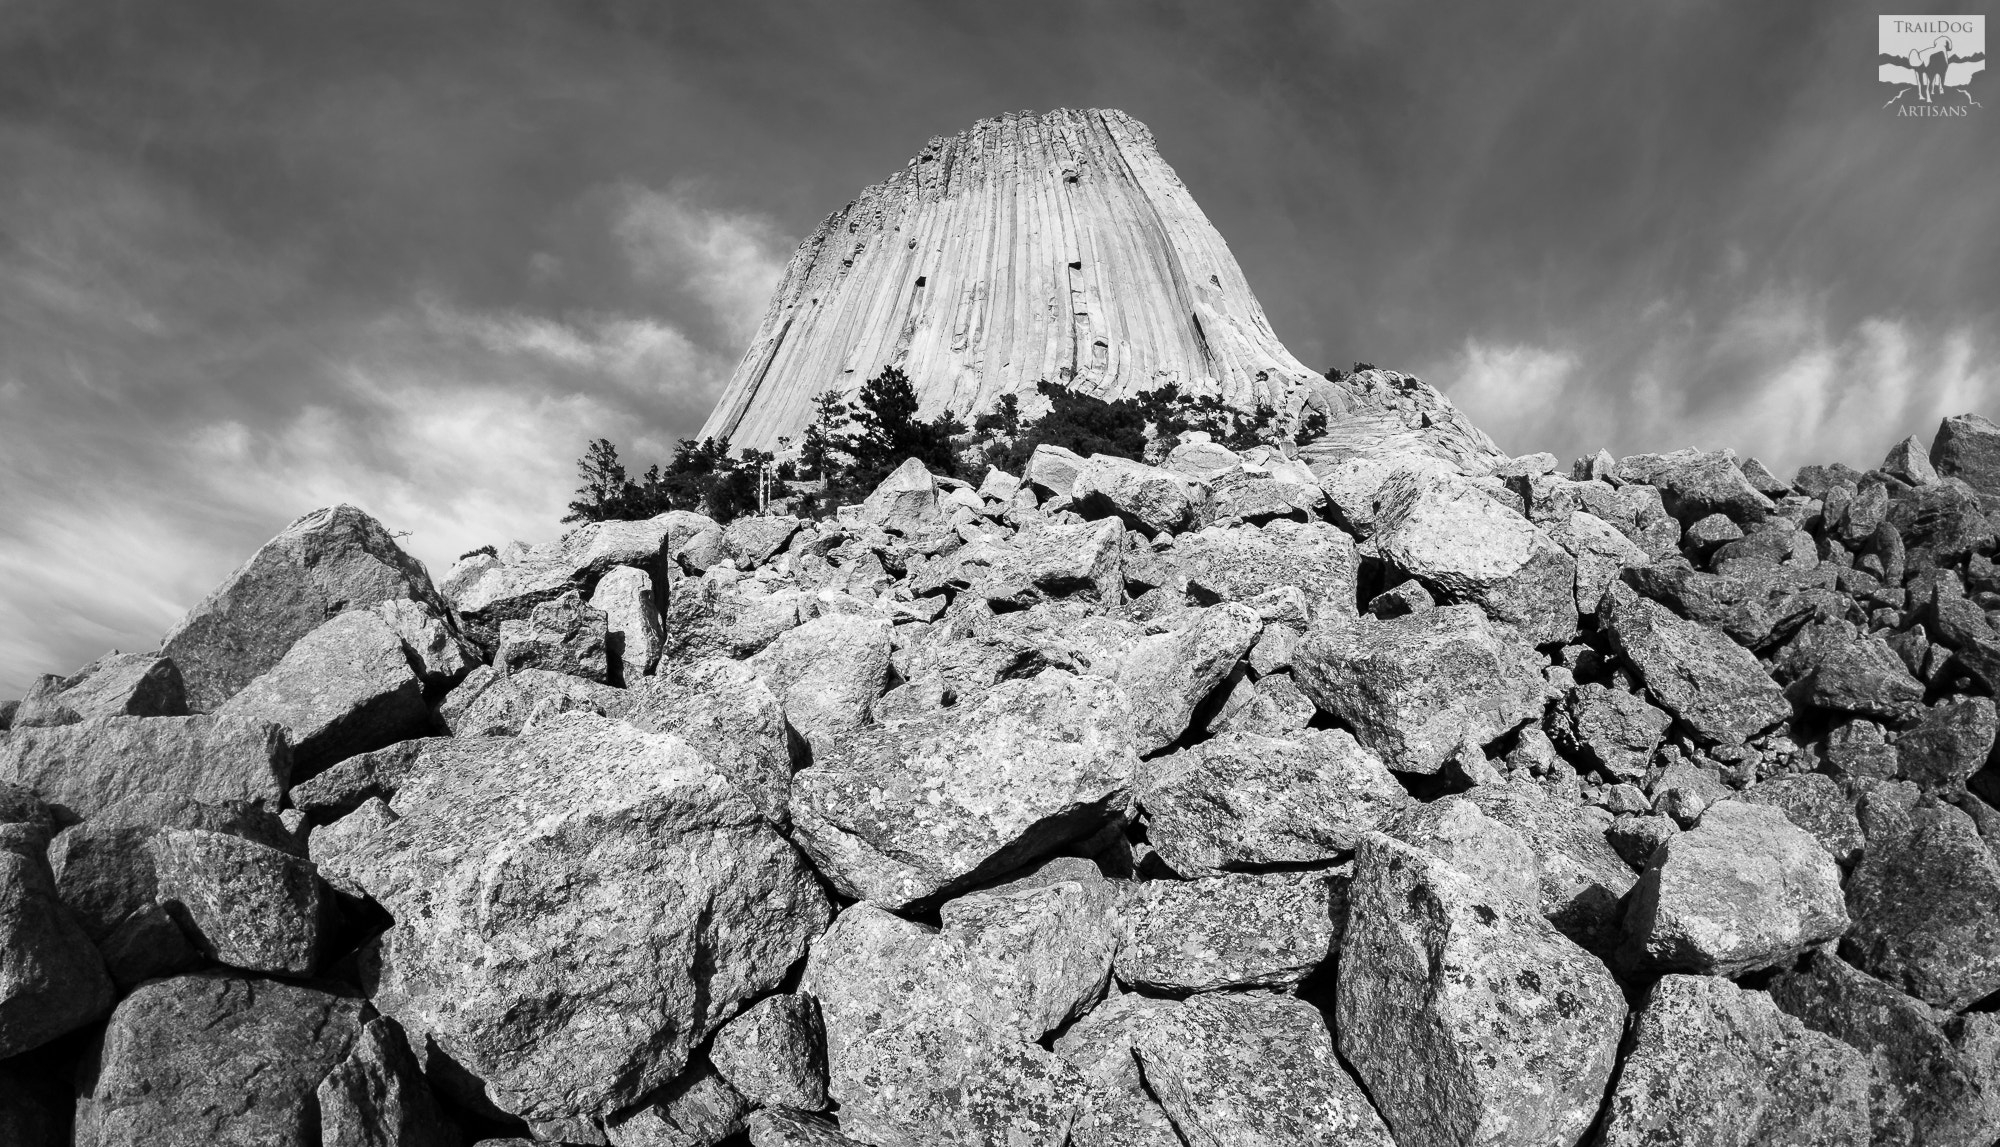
[563, 437, 782, 525]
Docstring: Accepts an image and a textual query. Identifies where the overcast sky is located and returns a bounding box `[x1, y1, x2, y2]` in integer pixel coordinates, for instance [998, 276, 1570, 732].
[2, 0, 1995, 697]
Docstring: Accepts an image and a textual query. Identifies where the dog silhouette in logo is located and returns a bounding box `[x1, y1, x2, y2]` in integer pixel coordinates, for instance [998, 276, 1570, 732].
[1910, 35, 1953, 102]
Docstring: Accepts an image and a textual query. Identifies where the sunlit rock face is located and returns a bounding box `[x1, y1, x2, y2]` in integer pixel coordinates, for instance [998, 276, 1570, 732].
[703, 107, 1496, 463]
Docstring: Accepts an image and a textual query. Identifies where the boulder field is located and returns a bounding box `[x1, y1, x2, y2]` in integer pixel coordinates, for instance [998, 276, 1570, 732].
[8, 416, 2000, 1145]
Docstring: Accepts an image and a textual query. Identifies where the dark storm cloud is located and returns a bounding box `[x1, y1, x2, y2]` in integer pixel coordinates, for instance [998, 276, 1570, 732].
[1, 0, 1995, 695]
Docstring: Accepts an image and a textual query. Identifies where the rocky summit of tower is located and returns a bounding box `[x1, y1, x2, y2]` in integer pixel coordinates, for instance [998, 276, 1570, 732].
[700, 107, 1498, 470]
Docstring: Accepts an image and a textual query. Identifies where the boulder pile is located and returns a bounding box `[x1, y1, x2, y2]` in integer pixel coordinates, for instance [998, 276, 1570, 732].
[9, 414, 2000, 1146]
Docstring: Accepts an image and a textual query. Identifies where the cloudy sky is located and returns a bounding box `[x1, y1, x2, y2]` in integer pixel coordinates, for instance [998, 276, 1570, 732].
[2, 0, 1995, 696]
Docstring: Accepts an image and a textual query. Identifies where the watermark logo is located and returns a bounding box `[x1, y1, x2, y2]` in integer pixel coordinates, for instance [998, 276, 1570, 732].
[1880, 16, 1985, 115]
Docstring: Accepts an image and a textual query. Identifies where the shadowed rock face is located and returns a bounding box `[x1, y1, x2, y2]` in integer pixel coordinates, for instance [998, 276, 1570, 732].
[700, 107, 1498, 470]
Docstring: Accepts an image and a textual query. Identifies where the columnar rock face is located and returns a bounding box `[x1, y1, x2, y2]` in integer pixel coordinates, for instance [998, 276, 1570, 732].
[701, 108, 1497, 468]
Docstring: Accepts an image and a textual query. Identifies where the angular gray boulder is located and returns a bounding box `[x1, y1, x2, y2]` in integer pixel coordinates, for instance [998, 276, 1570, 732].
[1337, 832, 1625, 1147]
[16, 652, 187, 726]
[1139, 728, 1407, 875]
[1597, 974, 1872, 1147]
[0, 845, 113, 1058]
[1174, 520, 1359, 623]
[435, 665, 628, 737]
[1134, 991, 1394, 1147]
[624, 658, 798, 825]
[1463, 783, 1637, 954]
[1114, 871, 1338, 993]
[1051, 989, 1183, 1147]
[1373, 466, 1579, 644]
[494, 589, 611, 683]
[747, 613, 892, 754]
[151, 827, 324, 975]
[74, 971, 366, 1147]
[1933, 412, 2000, 496]
[0, 715, 289, 817]
[1620, 800, 1847, 976]
[789, 670, 1136, 908]
[1740, 772, 1864, 865]
[1600, 580, 1789, 745]
[1293, 605, 1547, 773]
[162, 504, 451, 712]
[709, 993, 828, 1112]
[1612, 449, 1777, 524]
[316, 1016, 456, 1147]
[1113, 603, 1261, 754]
[1897, 695, 1998, 791]
[1071, 454, 1196, 534]
[217, 610, 428, 778]
[1556, 682, 1671, 781]
[311, 715, 831, 1126]
[1843, 794, 2000, 1011]
[591, 565, 663, 686]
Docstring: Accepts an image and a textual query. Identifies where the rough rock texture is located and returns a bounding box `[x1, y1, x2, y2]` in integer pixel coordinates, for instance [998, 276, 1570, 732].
[710, 993, 829, 1112]
[1175, 519, 1359, 623]
[0, 715, 290, 817]
[0, 845, 113, 1057]
[1373, 466, 1579, 644]
[1740, 772, 1864, 865]
[1612, 449, 1777, 524]
[591, 565, 663, 686]
[150, 827, 324, 975]
[435, 665, 628, 737]
[311, 715, 831, 1125]
[24, 652, 188, 725]
[747, 614, 892, 754]
[494, 589, 611, 683]
[624, 659, 799, 826]
[1597, 974, 1873, 1147]
[217, 610, 428, 778]
[746, 1110, 868, 1146]
[702, 108, 1491, 463]
[1556, 682, 1671, 781]
[1139, 728, 1406, 875]
[1293, 605, 1547, 773]
[161, 504, 450, 712]
[1072, 454, 1196, 534]
[316, 1016, 456, 1147]
[1337, 832, 1626, 1147]
[75, 972, 366, 1147]
[1050, 990, 1183, 1147]
[1114, 871, 1338, 993]
[1113, 603, 1261, 754]
[1933, 412, 2000, 496]
[789, 671, 1136, 907]
[1463, 784, 1637, 953]
[1619, 800, 1848, 976]
[1600, 580, 1790, 745]
[1897, 694, 1998, 790]
[1843, 794, 2000, 1011]
[1134, 991, 1394, 1147]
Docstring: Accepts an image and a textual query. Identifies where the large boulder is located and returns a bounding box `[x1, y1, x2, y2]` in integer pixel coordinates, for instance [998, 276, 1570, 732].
[1337, 832, 1626, 1147]
[1114, 871, 1338, 993]
[747, 614, 892, 755]
[1843, 792, 2000, 1011]
[1555, 682, 1671, 782]
[624, 659, 798, 826]
[316, 1016, 456, 1147]
[1740, 772, 1865, 865]
[0, 715, 289, 817]
[0, 845, 113, 1058]
[1174, 520, 1360, 624]
[710, 993, 828, 1112]
[150, 827, 324, 975]
[1789, 634, 1925, 720]
[1139, 728, 1407, 875]
[1373, 466, 1579, 644]
[1133, 991, 1394, 1147]
[1597, 974, 1872, 1147]
[74, 971, 367, 1147]
[1932, 412, 2000, 497]
[493, 589, 611, 683]
[1071, 454, 1196, 534]
[1898, 695, 1999, 791]
[162, 504, 452, 712]
[1462, 784, 1638, 954]
[1599, 580, 1790, 745]
[1293, 605, 1547, 773]
[1619, 800, 1848, 976]
[1113, 603, 1261, 754]
[13, 652, 187, 727]
[590, 565, 664, 687]
[924, 518, 1126, 608]
[1613, 449, 1777, 524]
[788, 671, 1137, 908]
[1050, 990, 1183, 1147]
[310, 715, 831, 1126]
[435, 665, 628, 738]
[216, 610, 428, 779]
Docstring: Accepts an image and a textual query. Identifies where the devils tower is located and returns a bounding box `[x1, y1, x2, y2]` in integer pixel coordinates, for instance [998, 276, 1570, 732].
[705, 108, 1467, 459]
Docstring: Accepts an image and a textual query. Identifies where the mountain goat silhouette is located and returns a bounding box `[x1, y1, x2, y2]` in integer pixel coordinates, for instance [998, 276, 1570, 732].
[1909, 35, 1953, 102]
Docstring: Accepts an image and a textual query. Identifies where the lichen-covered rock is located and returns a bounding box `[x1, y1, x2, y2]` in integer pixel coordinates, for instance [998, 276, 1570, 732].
[372, 598, 480, 692]
[1383, 795, 1542, 908]
[624, 659, 798, 826]
[316, 1016, 455, 1147]
[1373, 466, 1579, 644]
[926, 518, 1125, 607]
[790, 676, 1135, 909]
[746, 1110, 869, 1147]
[1455, 786, 1638, 956]
[310, 715, 831, 1126]
[1114, 871, 1337, 993]
[1337, 832, 1625, 1147]
[1112, 603, 1261, 754]
[747, 614, 892, 754]
[591, 565, 663, 686]
[150, 827, 323, 975]
[1550, 508, 1650, 616]
[1613, 449, 1777, 524]
[1139, 728, 1407, 876]
[1071, 454, 1196, 534]
[607, 1058, 750, 1147]
[1175, 520, 1359, 623]
[287, 737, 446, 824]
[1789, 634, 1925, 719]
[1933, 412, 2000, 497]
[1740, 772, 1864, 865]
[660, 578, 809, 662]
[1843, 794, 2000, 1011]
[217, 610, 428, 779]
[1620, 800, 1848, 976]
[1135, 991, 1394, 1147]
[494, 589, 610, 683]
[162, 504, 452, 712]
[1293, 605, 1546, 773]
[0, 845, 113, 1058]
[1050, 990, 1183, 1147]
[435, 665, 628, 737]
[1600, 580, 1789, 746]
[710, 993, 828, 1112]
[724, 515, 807, 570]
[0, 715, 289, 817]
[1771, 949, 2000, 1147]
[1556, 682, 1672, 781]
[74, 972, 366, 1147]
[1597, 974, 1872, 1147]
[1898, 695, 1998, 791]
